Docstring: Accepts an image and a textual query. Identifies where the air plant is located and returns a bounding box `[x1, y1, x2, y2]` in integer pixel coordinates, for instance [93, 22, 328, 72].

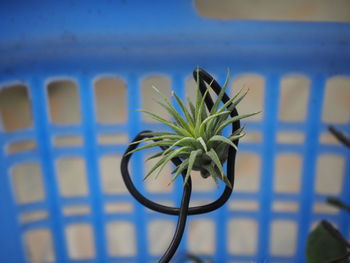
[127, 69, 259, 187]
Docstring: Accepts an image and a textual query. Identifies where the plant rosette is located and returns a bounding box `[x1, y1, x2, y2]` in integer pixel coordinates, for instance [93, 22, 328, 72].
[127, 69, 260, 188]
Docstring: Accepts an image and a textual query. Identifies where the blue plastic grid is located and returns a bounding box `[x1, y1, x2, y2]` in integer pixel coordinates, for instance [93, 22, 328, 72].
[0, 1, 350, 263]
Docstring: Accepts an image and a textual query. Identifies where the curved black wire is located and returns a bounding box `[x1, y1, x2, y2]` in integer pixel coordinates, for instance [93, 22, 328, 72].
[120, 68, 241, 262]
[121, 131, 192, 263]
[121, 69, 241, 215]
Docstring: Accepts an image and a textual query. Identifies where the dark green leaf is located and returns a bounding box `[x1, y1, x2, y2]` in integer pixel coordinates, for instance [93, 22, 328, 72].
[306, 221, 349, 263]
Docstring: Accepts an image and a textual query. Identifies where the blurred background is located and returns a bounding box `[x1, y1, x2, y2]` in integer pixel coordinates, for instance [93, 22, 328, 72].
[0, 1, 349, 263]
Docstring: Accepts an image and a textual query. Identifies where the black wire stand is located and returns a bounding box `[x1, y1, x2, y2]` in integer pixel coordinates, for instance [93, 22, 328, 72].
[121, 68, 241, 263]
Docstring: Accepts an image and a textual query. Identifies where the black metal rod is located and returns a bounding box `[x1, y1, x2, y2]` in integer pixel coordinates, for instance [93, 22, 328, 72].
[328, 125, 350, 148]
[159, 174, 192, 263]
[120, 68, 241, 263]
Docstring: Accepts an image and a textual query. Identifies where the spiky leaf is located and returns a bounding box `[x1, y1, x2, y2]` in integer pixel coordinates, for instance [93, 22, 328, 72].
[184, 149, 202, 185]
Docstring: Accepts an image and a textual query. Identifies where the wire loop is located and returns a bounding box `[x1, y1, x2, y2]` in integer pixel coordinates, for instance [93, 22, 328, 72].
[121, 68, 241, 262]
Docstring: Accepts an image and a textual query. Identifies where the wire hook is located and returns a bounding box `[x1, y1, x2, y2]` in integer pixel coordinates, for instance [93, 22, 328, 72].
[121, 68, 241, 262]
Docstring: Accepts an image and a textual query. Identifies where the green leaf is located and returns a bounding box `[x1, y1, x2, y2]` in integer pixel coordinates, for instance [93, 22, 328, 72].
[199, 111, 231, 136]
[155, 146, 191, 178]
[201, 103, 208, 123]
[206, 148, 225, 179]
[216, 111, 261, 134]
[211, 88, 248, 129]
[151, 85, 174, 108]
[223, 88, 249, 114]
[161, 137, 198, 156]
[197, 137, 208, 152]
[144, 146, 190, 180]
[126, 140, 176, 156]
[144, 152, 173, 180]
[130, 134, 182, 145]
[140, 131, 174, 137]
[230, 125, 245, 136]
[306, 221, 349, 263]
[194, 70, 211, 123]
[210, 68, 231, 114]
[146, 150, 169, 161]
[221, 174, 232, 188]
[172, 91, 195, 127]
[195, 88, 210, 137]
[195, 68, 202, 113]
[208, 135, 238, 151]
[156, 99, 194, 135]
[151, 86, 193, 133]
[170, 159, 190, 184]
[139, 109, 192, 137]
[171, 162, 181, 175]
[208, 165, 220, 186]
[184, 149, 202, 185]
[215, 88, 244, 115]
[151, 86, 189, 128]
[228, 133, 246, 142]
[213, 143, 230, 163]
[188, 99, 196, 123]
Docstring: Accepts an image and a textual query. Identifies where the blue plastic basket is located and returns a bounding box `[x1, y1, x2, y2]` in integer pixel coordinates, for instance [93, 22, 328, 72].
[0, 1, 349, 263]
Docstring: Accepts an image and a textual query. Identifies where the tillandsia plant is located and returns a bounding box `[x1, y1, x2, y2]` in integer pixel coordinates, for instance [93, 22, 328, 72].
[127, 69, 259, 187]
[121, 68, 255, 263]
